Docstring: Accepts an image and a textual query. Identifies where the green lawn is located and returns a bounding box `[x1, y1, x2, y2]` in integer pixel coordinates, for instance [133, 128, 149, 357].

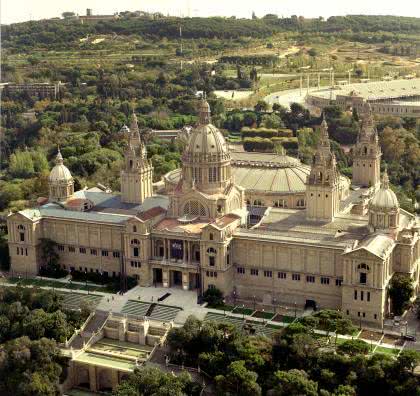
[8, 277, 107, 293]
[374, 346, 400, 356]
[232, 307, 254, 316]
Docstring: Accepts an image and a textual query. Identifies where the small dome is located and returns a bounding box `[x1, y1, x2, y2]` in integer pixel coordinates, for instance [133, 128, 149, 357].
[370, 171, 399, 210]
[49, 149, 73, 183]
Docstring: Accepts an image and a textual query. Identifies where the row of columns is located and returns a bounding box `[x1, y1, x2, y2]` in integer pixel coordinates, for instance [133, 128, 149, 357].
[153, 238, 200, 265]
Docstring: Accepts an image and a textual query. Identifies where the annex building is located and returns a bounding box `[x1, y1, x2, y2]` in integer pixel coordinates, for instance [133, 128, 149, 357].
[7, 100, 420, 327]
[306, 78, 420, 118]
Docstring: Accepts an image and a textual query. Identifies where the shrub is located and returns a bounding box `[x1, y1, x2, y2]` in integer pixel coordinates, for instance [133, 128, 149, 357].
[203, 287, 224, 307]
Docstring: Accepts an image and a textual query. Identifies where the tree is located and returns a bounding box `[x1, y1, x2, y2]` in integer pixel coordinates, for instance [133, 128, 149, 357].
[113, 367, 196, 396]
[270, 369, 318, 396]
[62, 12, 75, 18]
[337, 340, 370, 356]
[389, 273, 414, 315]
[254, 100, 269, 113]
[0, 336, 63, 396]
[9, 149, 35, 178]
[215, 360, 261, 396]
[397, 350, 420, 373]
[202, 287, 224, 307]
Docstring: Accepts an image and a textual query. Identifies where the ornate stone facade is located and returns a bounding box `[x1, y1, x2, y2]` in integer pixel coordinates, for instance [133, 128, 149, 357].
[7, 100, 420, 328]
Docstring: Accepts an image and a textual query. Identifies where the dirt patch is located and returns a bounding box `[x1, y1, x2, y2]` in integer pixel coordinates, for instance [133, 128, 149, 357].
[359, 330, 383, 342]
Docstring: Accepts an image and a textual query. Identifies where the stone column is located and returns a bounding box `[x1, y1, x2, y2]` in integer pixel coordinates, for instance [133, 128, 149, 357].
[111, 370, 119, 390]
[183, 240, 187, 262]
[182, 272, 189, 290]
[89, 366, 97, 392]
[163, 269, 169, 288]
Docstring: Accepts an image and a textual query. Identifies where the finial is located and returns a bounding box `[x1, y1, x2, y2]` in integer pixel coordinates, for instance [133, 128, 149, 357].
[56, 146, 63, 164]
[319, 113, 329, 142]
[382, 167, 390, 189]
[198, 98, 211, 125]
[130, 111, 139, 132]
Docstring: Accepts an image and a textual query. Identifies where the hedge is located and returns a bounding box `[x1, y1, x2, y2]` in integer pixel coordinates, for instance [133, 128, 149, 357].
[241, 127, 293, 139]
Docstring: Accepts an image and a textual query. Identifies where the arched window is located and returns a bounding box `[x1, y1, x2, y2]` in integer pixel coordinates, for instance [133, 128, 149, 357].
[18, 224, 25, 242]
[357, 263, 369, 284]
[131, 239, 140, 245]
[357, 263, 370, 271]
[207, 247, 217, 254]
[183, 201, 207, 217]
[207, 247, 217, 267]
[254, 200, 262, 206]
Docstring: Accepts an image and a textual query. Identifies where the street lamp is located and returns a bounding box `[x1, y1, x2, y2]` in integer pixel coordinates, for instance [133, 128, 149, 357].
[223, 299, 226, 316]
[233, 290, 236, 306]
[294, 301, 297, 319]
[253, 295, 256, 312]
[273, 297, 277, 314]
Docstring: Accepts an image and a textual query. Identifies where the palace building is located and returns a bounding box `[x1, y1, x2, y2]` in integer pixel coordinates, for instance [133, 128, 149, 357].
[7, 100, 420, 327]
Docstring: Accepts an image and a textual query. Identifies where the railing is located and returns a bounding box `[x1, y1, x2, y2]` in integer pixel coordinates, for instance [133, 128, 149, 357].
[150, 257, 200, 269]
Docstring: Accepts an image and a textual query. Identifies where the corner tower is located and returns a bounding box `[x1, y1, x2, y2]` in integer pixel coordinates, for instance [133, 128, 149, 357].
[352, 102, 381, 188]
[306, 116, 340, 222]
[121, 113, 153, 204]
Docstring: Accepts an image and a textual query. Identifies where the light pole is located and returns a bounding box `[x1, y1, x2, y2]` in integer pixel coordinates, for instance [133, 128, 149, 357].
[273, 297, 277, 314]
[233, 290, 236, 306]
[294, 301, 297, 319]
[253, 295, 256, 312]
[223, 298, 226, 316]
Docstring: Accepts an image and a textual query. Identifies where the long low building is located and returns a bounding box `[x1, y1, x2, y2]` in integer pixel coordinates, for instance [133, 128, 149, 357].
[7, 101, 420, 329]
[306, 78, 420, 117]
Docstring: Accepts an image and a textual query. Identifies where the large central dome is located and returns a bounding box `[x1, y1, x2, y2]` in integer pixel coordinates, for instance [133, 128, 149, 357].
[181, 99, 232, 194]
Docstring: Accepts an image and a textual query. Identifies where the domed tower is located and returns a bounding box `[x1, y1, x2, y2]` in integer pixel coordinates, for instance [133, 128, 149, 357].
[182, 99, 232, 195]
[121, 113, 153, 204]
[49, 148, 74, 202]
[306, 115, 340, 222]
[369, 170, 400, 232]
[352, 102, 382, 188]
[169, 99, 245, 219]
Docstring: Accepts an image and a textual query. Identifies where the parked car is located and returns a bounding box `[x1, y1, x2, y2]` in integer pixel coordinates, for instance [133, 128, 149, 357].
[403, 334, 416, 342]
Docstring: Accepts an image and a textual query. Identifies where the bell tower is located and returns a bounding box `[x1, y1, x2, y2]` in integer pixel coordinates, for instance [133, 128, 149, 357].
[121, 113, 153, 204]
[352, 102, 381, 188]
[306, 116, 340, 222]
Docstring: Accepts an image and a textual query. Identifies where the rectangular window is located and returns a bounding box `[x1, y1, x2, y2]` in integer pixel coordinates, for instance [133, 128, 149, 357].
[374, 314, 377, 320]
[237, 267, 245, 274]
[306, 276, 315, 283]
[25, 248, 28, 256]
[58, 245, 65, 252]
[358, 311, 360, 317]
[20, 232, 25, 242]
[79, 247, 86, 254]
[16, 247, 19, 255]
[278, 272, 287, 279]
[320, 277, 330, 285]
[264, 270, 272, 278]
[102, 250, 109, 257]
[90, 249, 97, 256]
[354, 290, 357, 300]
[362, 312, 366, 318]
[292, 273, 300, 281]
[360, 273, 367, 284]
[209, 284, 215, 289]
[133, 247, 139, 257]
[361, 291, 364, 301]
[367, 292, 370, 302]
[346, 310, 349, 315]
[335, 278, 343, 286]
[113, 251, 120, 258]
[209, 256, 215, 266]
[250, 269, 259, 276]
[68, 246, 75, 253]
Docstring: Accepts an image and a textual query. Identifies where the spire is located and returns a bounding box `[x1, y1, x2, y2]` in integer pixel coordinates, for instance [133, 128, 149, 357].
[56, 146, 63, 165]
[130, 111, 140, 134]
[381, 168, 390, 189]
[319, 113, 330, 146]
[198, 99, 211, 125]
